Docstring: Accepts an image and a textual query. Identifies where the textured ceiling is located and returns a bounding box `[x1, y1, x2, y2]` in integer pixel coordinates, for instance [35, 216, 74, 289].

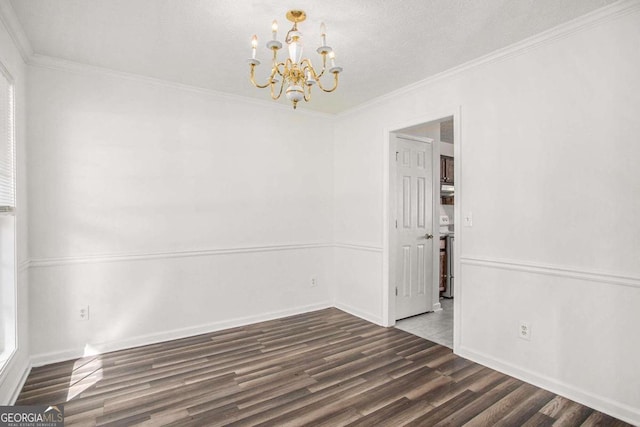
[9, 0, 617, 113]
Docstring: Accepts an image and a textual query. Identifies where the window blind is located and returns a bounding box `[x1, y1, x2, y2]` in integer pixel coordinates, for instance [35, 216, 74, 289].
[0, 64, 15, 213]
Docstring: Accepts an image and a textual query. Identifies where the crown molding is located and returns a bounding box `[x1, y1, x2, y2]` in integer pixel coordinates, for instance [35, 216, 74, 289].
[338, 0, 640, 118]
[0, 0, 33, 63]
[27, 54, 335, 119]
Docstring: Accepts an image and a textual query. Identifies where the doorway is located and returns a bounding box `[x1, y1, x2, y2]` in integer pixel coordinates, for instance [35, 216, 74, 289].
[383, 112, 459, 351]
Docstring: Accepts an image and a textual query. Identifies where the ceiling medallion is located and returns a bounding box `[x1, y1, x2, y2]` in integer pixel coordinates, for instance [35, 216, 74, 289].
[248, 10, 342, 109]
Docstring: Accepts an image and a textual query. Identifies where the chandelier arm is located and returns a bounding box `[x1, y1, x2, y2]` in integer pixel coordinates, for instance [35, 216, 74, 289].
[317, 53, 328, 79]
[312, 53, 328, 79]
[301, 59, 325, 80]
[270, 75, 285, 100]
[316, 71, 339, 93]
[285, 58, 294, 74]
[249, 64, 276, 89]
[274, 61, 287, 77]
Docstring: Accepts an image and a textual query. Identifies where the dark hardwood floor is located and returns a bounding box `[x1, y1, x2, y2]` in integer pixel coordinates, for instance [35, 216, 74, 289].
[17, 308, 631, 426]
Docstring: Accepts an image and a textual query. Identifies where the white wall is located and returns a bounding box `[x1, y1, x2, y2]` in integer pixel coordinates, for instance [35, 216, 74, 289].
[333, 6, 640, 425]
[0, 10, 29, 404]
[440, 141, 453, 157]
[27, 65, 335, 363]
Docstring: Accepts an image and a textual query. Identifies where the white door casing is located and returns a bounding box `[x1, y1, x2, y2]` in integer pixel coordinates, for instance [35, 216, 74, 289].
[394, 135, 434, 320]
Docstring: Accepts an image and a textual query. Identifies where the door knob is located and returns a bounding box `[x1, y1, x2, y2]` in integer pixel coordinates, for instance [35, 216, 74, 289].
[424, 233, 433, 239]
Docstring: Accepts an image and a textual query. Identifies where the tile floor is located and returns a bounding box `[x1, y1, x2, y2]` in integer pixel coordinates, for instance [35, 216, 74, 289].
[395, 297, 453, 348]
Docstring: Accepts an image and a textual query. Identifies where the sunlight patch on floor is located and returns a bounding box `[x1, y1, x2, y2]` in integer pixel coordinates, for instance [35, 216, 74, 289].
[65, 344, 103, 401]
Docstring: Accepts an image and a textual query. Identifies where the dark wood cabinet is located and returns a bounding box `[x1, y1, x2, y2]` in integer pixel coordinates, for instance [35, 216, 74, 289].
[441, 195, 454, 205]
[440, 155, 454, 184]
[439, 237, 447, 293]
[440, 155, 454, 205]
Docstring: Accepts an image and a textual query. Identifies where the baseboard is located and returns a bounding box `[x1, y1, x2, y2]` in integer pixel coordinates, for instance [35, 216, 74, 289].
[8, 360, 31, 404]
[30, 301, 333, 367]
[458, 345, 640, 426]
[0, 351, 31, 405]
[334, 302, 383, 326]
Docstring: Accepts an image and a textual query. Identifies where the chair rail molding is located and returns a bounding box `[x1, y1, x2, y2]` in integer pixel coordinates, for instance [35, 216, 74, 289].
[333, 242, 383, 253]
[29, 242, 334, 268]
[461, 255, 640, 289]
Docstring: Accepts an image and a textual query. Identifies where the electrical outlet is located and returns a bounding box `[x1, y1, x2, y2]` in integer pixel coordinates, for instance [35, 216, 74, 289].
[439, 215, 450, 225]
[79, 305, 90, 321]
[310, 277, 317, 287]
[518, 321, 531, 341]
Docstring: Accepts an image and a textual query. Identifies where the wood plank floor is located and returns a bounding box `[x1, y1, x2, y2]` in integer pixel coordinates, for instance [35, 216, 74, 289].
[17, 308, 631, 426]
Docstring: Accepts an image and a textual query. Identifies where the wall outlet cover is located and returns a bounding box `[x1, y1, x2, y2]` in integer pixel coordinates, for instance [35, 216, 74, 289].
[79, 305, 90, 321]
[519, 321, 531, 341]
[439, 215, 450, 225]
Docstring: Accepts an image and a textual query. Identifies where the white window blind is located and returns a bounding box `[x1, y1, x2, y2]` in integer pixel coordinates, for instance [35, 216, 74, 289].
[0, 64, 15, 213]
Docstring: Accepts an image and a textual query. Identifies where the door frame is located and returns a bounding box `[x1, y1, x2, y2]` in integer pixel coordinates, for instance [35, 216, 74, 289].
[382, 107, 462, 351]
[390, 133, 436, 320]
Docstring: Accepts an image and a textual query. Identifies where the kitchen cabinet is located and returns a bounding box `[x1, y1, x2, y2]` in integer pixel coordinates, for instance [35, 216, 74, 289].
[439, 235, 454, 297]
[441, 195, 454, 205]
[440, 156, 454, 184]
[439, 237, 447, 293]
[440, 155, 454, 205]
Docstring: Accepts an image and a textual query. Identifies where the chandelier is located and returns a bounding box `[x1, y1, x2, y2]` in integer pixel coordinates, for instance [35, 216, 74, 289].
[248, 10, 343, 109]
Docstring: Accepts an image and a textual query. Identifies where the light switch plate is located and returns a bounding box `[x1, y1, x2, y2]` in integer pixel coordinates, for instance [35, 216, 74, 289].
[464, 212, 473, 227]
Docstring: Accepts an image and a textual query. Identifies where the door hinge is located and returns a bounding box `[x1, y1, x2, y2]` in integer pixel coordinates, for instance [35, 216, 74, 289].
[395, 287, 398, 296]
[395, 151, 399, 161]
[395, 219, 398, 228]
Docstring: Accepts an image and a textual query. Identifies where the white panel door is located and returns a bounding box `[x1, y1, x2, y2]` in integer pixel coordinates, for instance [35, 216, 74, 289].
[395, 137, 433, 320]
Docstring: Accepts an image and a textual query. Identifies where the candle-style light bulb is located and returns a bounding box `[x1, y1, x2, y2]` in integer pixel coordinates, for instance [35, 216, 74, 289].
[320, 22, 327, 46]
[251, 35, 258, 59]
[271, 20, 278, 41]
[328, 51, 336, 68]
